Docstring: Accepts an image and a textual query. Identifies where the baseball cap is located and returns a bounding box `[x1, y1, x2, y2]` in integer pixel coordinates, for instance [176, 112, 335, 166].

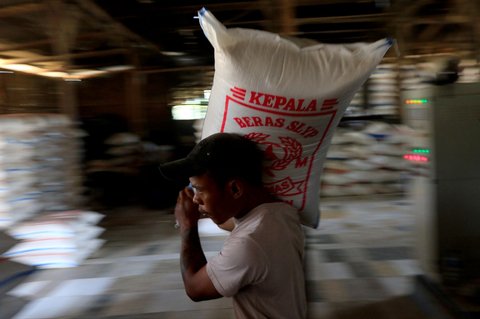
[158, 132, 263, 183]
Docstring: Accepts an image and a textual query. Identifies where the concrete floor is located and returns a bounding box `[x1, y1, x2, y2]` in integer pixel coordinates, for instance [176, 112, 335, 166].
[4, 196, 446, 318]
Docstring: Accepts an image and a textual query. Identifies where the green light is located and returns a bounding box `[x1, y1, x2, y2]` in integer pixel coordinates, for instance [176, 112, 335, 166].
[412, 148, 430, 154]
[405, 99, 428, 105]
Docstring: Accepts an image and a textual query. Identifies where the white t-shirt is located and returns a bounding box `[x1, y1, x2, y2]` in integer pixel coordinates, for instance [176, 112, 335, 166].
[206, 202, 306, 319]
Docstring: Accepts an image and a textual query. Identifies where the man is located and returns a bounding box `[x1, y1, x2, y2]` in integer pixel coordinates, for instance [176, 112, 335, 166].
[159, 132, 306, 319]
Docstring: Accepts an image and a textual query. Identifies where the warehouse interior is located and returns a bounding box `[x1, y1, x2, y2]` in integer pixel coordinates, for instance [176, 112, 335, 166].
[0, 0, 479, 318]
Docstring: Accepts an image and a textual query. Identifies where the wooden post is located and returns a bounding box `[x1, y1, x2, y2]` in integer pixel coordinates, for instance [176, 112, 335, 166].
[261, 0, 296, 35]
[125, 52, 144, 136]
[46, 0, 79, 119]
[0, 73, 7, 114]
[278, 0, 296, 35]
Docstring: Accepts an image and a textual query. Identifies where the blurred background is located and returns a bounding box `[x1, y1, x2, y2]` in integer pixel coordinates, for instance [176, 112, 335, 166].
[0, 0, 479, 318]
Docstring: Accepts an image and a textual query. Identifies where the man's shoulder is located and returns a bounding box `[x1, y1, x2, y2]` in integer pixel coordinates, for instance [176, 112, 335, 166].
[259, 201, 298, 212]
[235, 201, 300, 233]
[257, 201, 300, 219]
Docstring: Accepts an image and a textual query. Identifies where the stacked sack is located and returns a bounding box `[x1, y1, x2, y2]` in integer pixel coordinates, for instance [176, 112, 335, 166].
[86, 132, 142, 175]
[35, 115, 85, 211]
[367, 64, 399, 116]
[345, 63, 399, 117]
[0, 116, 43, 228]
[0, 232, 35, 297]
[0, 114, 104, 269]
[4, 210, 104, 268]
[0, 114, 85, 227]
[458, 59, 480, 83]
[320, 121, 410, 197]
[400, 63, 425, 91]
[0, 231, 36, 318]
[345, 88, 365, 117]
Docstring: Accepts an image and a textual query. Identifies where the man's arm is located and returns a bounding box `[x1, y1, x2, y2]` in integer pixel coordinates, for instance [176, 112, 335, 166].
[180, 225, 221, 301]
[176, 188, 222, 301]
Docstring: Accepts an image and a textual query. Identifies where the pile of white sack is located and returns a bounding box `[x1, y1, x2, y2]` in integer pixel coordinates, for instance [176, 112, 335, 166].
[0, 232, 35, 304]
[320, 121, 412, 197]
[0, 114, 84, 227]
[368, 64, 398, 115]
[0, 114, 104, 268]
[4, 210, 104, 268]
[86, 132, 142, 174]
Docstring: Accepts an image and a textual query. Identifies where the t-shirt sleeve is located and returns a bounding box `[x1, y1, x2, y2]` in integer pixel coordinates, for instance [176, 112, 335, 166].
[206, 236, 268, 297]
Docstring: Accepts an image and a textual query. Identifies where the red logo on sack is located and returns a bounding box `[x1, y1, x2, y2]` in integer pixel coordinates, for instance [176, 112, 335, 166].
[244, 132, 303, 176]
[263, 177, 305, 196]
[221, 86, 338, 211]
[229, 86, 339, 114]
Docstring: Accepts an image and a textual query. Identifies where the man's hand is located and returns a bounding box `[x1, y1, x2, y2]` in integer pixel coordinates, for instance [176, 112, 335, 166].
[174, 186, 222, 301]
[174, 187, 200, 231]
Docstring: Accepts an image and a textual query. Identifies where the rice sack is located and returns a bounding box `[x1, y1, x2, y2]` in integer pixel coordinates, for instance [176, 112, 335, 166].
[199, 8, 391, 227]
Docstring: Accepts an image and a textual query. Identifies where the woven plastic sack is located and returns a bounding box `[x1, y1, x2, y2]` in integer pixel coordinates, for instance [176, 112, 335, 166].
[199, 8, 391, 227]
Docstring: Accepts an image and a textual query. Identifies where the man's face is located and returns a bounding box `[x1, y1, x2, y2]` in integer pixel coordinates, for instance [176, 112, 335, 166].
[189, 173, 235, 225]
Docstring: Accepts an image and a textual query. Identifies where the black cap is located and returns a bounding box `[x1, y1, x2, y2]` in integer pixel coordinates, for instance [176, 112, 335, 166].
[159, 132, 263, 184]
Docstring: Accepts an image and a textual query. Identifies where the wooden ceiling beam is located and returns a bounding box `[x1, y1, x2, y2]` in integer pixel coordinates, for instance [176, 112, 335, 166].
[0, 31, 119, 52]
[139, 65, 213, 75]
[416, 24, 444, 42]
[73, 0, 163, 53]
[0, 39, 51, 51]
[0, 48, 127, 66]
[293, 28, 384, 36]
[173, 12, 391, 32]
[404, 15, 470, 26]
[0, 2, 45, 18]
[296, 13, 392, 25]
[115, 1, 380, 20]
[120, 2, 259, 17]
[402, 0, 437, 17]
[296, 0, 376, 5]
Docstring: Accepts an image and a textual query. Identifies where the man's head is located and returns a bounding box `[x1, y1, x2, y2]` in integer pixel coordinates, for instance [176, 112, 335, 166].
[159, 132, 264, 187]
[159, 132, 265, 224]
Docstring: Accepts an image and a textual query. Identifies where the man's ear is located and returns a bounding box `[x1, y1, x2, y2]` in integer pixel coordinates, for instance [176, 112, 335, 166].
[228, 179, 243, 199]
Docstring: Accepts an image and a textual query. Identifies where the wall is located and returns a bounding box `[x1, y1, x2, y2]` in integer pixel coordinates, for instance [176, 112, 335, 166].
[0, 72, 58, 114]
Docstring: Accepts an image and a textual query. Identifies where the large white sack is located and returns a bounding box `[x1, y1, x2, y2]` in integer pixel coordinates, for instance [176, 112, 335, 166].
[199, 8, 391, 227]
